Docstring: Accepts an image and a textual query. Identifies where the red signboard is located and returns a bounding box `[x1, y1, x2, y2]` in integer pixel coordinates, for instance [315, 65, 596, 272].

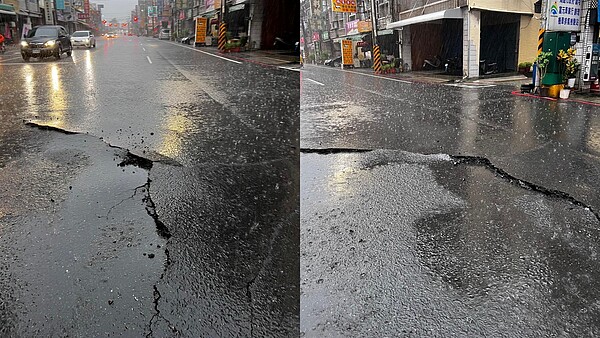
[83, 0, 90, 20]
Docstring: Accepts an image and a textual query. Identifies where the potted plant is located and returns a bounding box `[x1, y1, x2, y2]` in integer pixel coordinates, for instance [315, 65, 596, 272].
[518, 61, 532, 74]
[557, 48, 579, 98]
[534, 51, 552, 96]
[558, 48, 580, 89]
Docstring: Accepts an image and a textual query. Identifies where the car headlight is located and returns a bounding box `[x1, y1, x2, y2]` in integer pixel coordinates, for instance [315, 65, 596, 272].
[45, 40, 56, 47]
[20, 41, 28, 47]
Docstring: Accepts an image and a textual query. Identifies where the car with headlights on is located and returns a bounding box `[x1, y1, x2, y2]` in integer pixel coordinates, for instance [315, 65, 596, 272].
[21, 25, 72, 61]
[71, 30, 96, 48]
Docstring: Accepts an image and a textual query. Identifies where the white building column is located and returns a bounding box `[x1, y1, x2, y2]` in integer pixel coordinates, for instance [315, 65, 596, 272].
[578, 0, 594, 90]
[401, 26, 411, 71]
[248, 0, 263, 50]
[463, 8, 480, 78]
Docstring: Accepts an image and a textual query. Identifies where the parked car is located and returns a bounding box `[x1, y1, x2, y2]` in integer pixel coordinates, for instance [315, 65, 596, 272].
[70, 30, 96, 48]
[20, 25, 72, 61]
[158, 29, 171, 40]
[324, 56, 342, 67]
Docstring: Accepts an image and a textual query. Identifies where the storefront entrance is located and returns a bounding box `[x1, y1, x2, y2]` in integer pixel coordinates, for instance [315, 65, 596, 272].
[480, 11, 520, 73]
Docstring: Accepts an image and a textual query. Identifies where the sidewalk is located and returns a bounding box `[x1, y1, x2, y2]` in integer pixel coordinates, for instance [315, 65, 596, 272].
[202, 45, 300, 67]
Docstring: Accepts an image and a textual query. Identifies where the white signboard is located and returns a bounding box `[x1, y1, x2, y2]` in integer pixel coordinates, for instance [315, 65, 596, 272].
[546, 0, 582, 32]
[44, 0, 55, 25]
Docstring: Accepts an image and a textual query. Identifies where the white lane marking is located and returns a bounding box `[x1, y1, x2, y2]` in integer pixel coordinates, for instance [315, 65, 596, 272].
[279, 66, 300, 72]
[343, 69, 412, 83]
[143, 47, 146, 51]
[305, 78, 324, 86]
[166, 41, 241, 64]
[147, 56, 152, 64]
[0, 56, 23, 62]
[0, 62, 57, 66]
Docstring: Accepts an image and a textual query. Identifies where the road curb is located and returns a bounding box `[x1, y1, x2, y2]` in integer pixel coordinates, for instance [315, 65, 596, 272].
[511, 90, 600, 107]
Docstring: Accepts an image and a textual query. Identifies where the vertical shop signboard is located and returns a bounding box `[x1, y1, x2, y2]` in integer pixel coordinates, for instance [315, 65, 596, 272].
[44, 0, 55, 24]
[331, 0, 356, 13]
[546, 0, 582, 32]
[342, 39, 353, 66]
[195, 17, 207, 43]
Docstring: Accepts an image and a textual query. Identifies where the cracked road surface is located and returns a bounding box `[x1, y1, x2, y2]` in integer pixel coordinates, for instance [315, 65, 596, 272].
[1, 37, 298, 336]
[300, 65, 600, 336]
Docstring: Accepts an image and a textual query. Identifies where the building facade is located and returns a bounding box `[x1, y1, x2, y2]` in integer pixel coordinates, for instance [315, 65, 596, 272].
[387, 0, 541, 77]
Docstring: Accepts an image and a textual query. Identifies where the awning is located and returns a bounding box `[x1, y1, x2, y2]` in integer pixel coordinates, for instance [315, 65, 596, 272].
[228, 4, 245, 12]
[0, 9, 16, 15]
[0, 4, 16, 15]
[387, 8, 463, 29]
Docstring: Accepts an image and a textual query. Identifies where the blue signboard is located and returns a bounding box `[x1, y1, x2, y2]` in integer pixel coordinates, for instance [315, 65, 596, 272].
[56, 0, 65, 10]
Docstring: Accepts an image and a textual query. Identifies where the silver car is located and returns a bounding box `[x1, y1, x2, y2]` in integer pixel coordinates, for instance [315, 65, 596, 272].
[70, 30, 96, 48]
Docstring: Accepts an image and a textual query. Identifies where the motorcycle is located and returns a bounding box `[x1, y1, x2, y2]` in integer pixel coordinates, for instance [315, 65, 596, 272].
[273, 37, 299, 54]
[444, 56, 461, 75]
[422, 55, 442, 70]
[479, 59, 498, 75]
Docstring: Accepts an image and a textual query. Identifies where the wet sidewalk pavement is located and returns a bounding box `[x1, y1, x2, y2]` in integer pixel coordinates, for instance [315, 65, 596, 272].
[198, 45, 300, 69]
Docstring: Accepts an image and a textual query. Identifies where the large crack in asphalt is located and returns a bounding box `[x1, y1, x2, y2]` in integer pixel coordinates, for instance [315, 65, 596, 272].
[452, 155, 600, 223]
[25, 122, 177, 336]
[300, 147, 372, 154]
[301, 147, 600, 223]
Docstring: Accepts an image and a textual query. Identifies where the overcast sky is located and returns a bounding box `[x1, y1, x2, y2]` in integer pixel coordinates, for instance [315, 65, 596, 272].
[96, 0, 139, 22]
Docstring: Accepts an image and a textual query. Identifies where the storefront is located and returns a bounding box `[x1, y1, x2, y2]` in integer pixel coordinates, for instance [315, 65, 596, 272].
[0, 4, 17, 42]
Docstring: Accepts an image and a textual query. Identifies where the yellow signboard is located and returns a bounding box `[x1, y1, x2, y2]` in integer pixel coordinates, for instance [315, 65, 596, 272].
[357, 21, 372, 33]
[195, 17, 207, 44]
[332, 0, 356, 13]
[342, 40, 353, 66]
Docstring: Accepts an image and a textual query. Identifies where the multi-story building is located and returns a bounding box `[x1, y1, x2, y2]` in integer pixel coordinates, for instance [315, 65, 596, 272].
[386, 0, 541, 77]
[192, 0, 298, 50]
[0, 0, 42, 41]
[301, 0, 397, 64]
[386, 0, 599, 83]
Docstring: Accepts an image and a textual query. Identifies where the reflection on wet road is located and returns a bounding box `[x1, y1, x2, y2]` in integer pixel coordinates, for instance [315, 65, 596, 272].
[0, 37, 298, 336]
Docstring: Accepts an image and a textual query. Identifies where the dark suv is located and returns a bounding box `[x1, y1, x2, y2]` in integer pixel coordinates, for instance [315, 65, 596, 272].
[21, 25, 72, 61]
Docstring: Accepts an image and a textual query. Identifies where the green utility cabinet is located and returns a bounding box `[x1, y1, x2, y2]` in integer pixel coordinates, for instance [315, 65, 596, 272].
[541, 31, 571, 85]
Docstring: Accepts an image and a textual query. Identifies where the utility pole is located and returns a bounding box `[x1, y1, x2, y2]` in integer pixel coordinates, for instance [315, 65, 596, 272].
[370, 0, 382, 73]
[218, 0, 227, 51]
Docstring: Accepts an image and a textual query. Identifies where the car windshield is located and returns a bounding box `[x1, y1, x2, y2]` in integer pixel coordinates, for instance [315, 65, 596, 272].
[72, 32, 89, 37]
[29, 27, 58, 38]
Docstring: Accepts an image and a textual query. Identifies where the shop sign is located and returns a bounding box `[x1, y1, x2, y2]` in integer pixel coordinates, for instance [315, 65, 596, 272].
[342, 39, 353, 65]
[332, 0, 356, 13]
[357, 20, 372, 33]
[322, 31, 329, 40]
[56, 0, 65, 10]
[195, 17, 207, 43]
[44, 0, 54, 24]
[312, 32, 320, 41]
[345, 19, 359, 35]
[546, 0, 582, 32]
[83, 0, 89, 20]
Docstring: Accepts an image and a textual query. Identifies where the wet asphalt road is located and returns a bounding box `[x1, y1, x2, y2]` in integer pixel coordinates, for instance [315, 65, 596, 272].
[0, 37, 298, 336]
[300, 65, 600, 336]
